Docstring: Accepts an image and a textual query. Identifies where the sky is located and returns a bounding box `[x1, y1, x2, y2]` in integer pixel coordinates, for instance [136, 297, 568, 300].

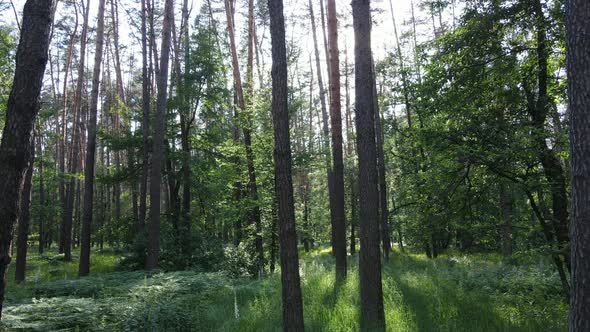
[0, 0, 445, 125]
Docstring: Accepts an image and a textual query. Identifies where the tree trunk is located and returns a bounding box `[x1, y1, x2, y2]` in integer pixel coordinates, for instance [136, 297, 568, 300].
[139, 0, 150, 231]
[566, 0, 590, 328]
[146, 0, 174, 270]
[63, 0, 90, 262]
[309, 0, 335, 257]
[224, 0, 264, 273]
[59, 5, 78, 254]
[15, 137, 35, 284]
[37, 131, 45, 255]
[344, 40, 356, 255]
[0, 0, 54, 317]
[79, 0, 106, 277]
[352, 0, 385, 329]
[372, 64, 391, 260]
[326, 0, 347, 281]
[268, 0, 305, 328]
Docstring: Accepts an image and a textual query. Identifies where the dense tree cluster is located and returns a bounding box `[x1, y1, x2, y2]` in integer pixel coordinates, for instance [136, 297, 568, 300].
[0, 0, 588, 329]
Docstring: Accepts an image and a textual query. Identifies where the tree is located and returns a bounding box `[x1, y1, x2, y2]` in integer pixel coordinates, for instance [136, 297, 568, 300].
[0, 0, 55, 317]
[566, 0, 590, 329]
[326, 0, 347, 281]
[61, 0, 90, 262]
[146, 0, 174, 270]
[79, 0, 106, 277]
[268, 0, 304, 329]
[351, 0, 385, 329]
[138, 0, 150, 230]
[372, 58, 391, 260]
[224, 0, 264, 273]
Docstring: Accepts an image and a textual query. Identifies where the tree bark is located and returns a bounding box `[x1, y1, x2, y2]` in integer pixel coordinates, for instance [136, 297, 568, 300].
[146, 0, 174, 270]
[79, 0, 106, 277]
[0, 0, 54, 317]
[566, 0, 590, 328]
[326, 0, 347, 281]
[268, 0, 305, 329]
[352, 0, 385, 329]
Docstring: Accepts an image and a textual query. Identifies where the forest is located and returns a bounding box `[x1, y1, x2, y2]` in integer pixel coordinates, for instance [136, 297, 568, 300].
[0, 0, 588, 330]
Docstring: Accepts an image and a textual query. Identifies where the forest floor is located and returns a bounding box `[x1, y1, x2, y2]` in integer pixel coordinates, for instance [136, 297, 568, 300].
[1, 246, 567, 331]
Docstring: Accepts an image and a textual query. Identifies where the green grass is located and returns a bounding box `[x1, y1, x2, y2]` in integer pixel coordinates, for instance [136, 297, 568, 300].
[1, 247, 567, 331]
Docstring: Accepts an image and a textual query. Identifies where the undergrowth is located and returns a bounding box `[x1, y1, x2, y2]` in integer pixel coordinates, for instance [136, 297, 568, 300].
[0, 247, 567, 331]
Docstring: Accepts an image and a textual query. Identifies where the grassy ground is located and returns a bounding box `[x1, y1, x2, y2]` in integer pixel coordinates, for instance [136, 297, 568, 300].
[0, 247, 567, 331]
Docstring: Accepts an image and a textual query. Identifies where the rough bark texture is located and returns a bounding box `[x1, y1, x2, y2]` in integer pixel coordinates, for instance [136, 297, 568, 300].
[268, 0, 305, 329]
[0, 0, 54, 317]
[15, 138, 35, 284]
[352, 0, 385, 329]
[79, 0, 106, 277]
[566, 0, 590, 329]
[327, 0, 347, 281]
[146, 0, 174, 270]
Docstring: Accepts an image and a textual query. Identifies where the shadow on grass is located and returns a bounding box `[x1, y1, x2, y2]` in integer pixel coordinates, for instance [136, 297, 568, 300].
[383, 253, 561, 332]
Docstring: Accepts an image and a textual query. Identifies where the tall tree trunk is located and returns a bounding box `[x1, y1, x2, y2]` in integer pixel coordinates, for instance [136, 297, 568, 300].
[326, 0, 347, 281]
[37, 130, 45, 254]
[352, 0, 385, 329]
[388, 0, 413, 127]
[268, 0, 305, 329]
[79, 0, 106, 277]
[180, 0, 191, 258]
[146, 0, 174, 270]
[224, 0, 264, 273]
[372, 67, 391, 260]
[59, 5, 78, 254]
[56, 4, 78, 253]
[15, 137, 35, 284]
[63, 0, 90, 262]
[566, 0, 590, 328]
[309, 0, 335, 256]
[0, 0, 54, 317]
[110, 0, 123, 227]
[344, 39, 356, 255]
[138, 0, 150, 231]
[319, 0, 330, 86]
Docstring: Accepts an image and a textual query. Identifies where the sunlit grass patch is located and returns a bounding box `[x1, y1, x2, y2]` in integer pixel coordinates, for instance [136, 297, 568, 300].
[1, 246, 568, 331]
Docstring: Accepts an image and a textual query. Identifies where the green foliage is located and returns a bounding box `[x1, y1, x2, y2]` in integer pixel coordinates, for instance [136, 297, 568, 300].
[3, 247, 567, 331]
[0, 25, 15, 132]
